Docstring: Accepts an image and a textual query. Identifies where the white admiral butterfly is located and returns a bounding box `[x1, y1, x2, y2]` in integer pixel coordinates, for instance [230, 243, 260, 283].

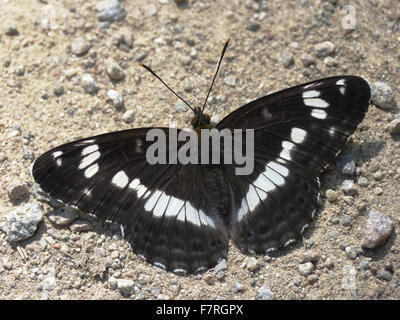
[31, 39, 371, 275]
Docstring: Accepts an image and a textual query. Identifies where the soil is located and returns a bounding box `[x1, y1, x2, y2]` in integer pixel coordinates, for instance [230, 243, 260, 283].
[0, 0, 399, 300]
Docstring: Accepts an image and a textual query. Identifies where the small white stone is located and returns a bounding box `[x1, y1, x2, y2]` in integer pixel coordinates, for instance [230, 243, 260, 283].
[122, 110, 135, 123]
[107, 89, 124, 109]
[298, 262, 314, 276]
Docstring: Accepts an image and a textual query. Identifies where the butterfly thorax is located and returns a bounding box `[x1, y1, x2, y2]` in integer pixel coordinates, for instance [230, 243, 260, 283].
[191, 107, 212, 130]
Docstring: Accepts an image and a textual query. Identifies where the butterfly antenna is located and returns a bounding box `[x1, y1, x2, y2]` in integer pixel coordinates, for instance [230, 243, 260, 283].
[139, 63, 195, 112]
[201, 37, 231, 113]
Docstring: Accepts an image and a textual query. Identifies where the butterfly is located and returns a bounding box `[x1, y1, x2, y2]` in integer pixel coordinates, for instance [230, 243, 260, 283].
[31, 39, 371, 275]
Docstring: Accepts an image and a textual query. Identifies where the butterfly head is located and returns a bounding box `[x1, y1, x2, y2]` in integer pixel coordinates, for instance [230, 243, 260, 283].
[191, 107, 211, 129]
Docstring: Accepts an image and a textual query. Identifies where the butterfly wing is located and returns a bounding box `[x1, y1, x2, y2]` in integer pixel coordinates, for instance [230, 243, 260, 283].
[217, 76, 371, 253]
[32, 128, 229, 274]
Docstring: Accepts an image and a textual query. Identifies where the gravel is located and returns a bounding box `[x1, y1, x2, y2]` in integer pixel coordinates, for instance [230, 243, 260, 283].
[0, 203, 44, 242]
[300, 53, 316, 67]
[48, 207, 79, 225]
[81, 73, 98, 94]
[7, 181, 29, 201]
[298, 262, 314, 276]
[281, 51, 294, 68]
[107, 89, 124, 110]
[340, 180, 358, 196]
[69, 219, 92, 232]
[387, 118, 400, 134]
[105, 58, 125, 81]
[246, 20, 260, 32]
[117, 278, 134, 296]
[371, 82, 396, 110]
[361, 211, 394, 249]
[1, 0, 399, 301]
[96, 0, 126, 22]
[246, 257, 260, 272]
[122, 110, 135, 123]
[70, 37, 91, 56]
[314, 41, 335, 58]
[257, 285, 274, 300]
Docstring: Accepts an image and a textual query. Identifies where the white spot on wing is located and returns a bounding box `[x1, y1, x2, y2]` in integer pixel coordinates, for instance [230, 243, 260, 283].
[112, 170, 129, 188]
[279, 141, 295, 161]
[302, 90, 320, 98]
[237, 198, 249, 222]
[246, 184, 260, 212]
[79, 151, 100, 169]
[336, 79, 346, 86]
[152, 192, 171, 217]
[304, 98, 329, 108]
[284, 239, 295, 247]
[129, 178, 149, 198]
[84, 163, 99, 178]
[267, 161, 289, 177]
[291, 127, 307, 143]
[253, 172, 276, 193]
[311, 109, 327, 119]
[52, 151, 63, 158]
[82, 144, 99, 156]
[144, 190, 162, 211]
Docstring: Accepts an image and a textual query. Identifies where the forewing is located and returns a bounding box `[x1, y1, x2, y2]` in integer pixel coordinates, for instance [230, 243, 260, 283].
[218, 76, 371, 253]
[32, 128, 228, 274]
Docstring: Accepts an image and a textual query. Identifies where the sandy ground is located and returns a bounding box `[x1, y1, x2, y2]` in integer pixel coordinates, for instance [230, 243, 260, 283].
[0, 0, 399, 300]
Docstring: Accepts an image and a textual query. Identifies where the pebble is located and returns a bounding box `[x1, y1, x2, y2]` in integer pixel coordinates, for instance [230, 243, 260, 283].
[257, 285, 274, 300]
[117, 278, 134, 296]
[388, 118, 400, 134]
[0, 152, 6, 162]
[214, 259, 228, 273]
[234, 282, 245, 293]
[345, 245, 360, 259]
[203, 273, 216, 285]
[70, 37, 91, 56]
[53, 83, 64, 96]
[337, 152, 356, 176]
[81, 73, 98, 94]
[358, 177, 369, 187]
[281, 51, 294, 68]
[314, 41, 335, 58]
[300, 53, 316, 67]
[298, 262, 314, 276]
[323, 56, 338, 67]
[122, 110, 135, 123]
[340, 180, 358, 196]
[376, 269, 392, 281]
[371, 82, 395, 110]
[144, 3, 157, 16]
[361, 211, 393, 248]
[0, 203, 44, 242]
[138, 274, 151, 285]
[96, 0, 127, 22]
[246, 257, 260, 272]
[107, 89, 124, 110]
[224, 76, 236, 87]
[326, 189, 337, 202]
[105, 58, 125, 81]
[341, 265, 357, 292]
[174, 101, 187, 113]
[94, 247, 105, 258]
[246, 20, 260, 32]
[2, 258, 13, 270]
[48, 207, 79, 225]
[7, 181, 29, 201]
[301, 248, 322, 263]
[5, 26, 19, 36]
[69, 219, 92, 232]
